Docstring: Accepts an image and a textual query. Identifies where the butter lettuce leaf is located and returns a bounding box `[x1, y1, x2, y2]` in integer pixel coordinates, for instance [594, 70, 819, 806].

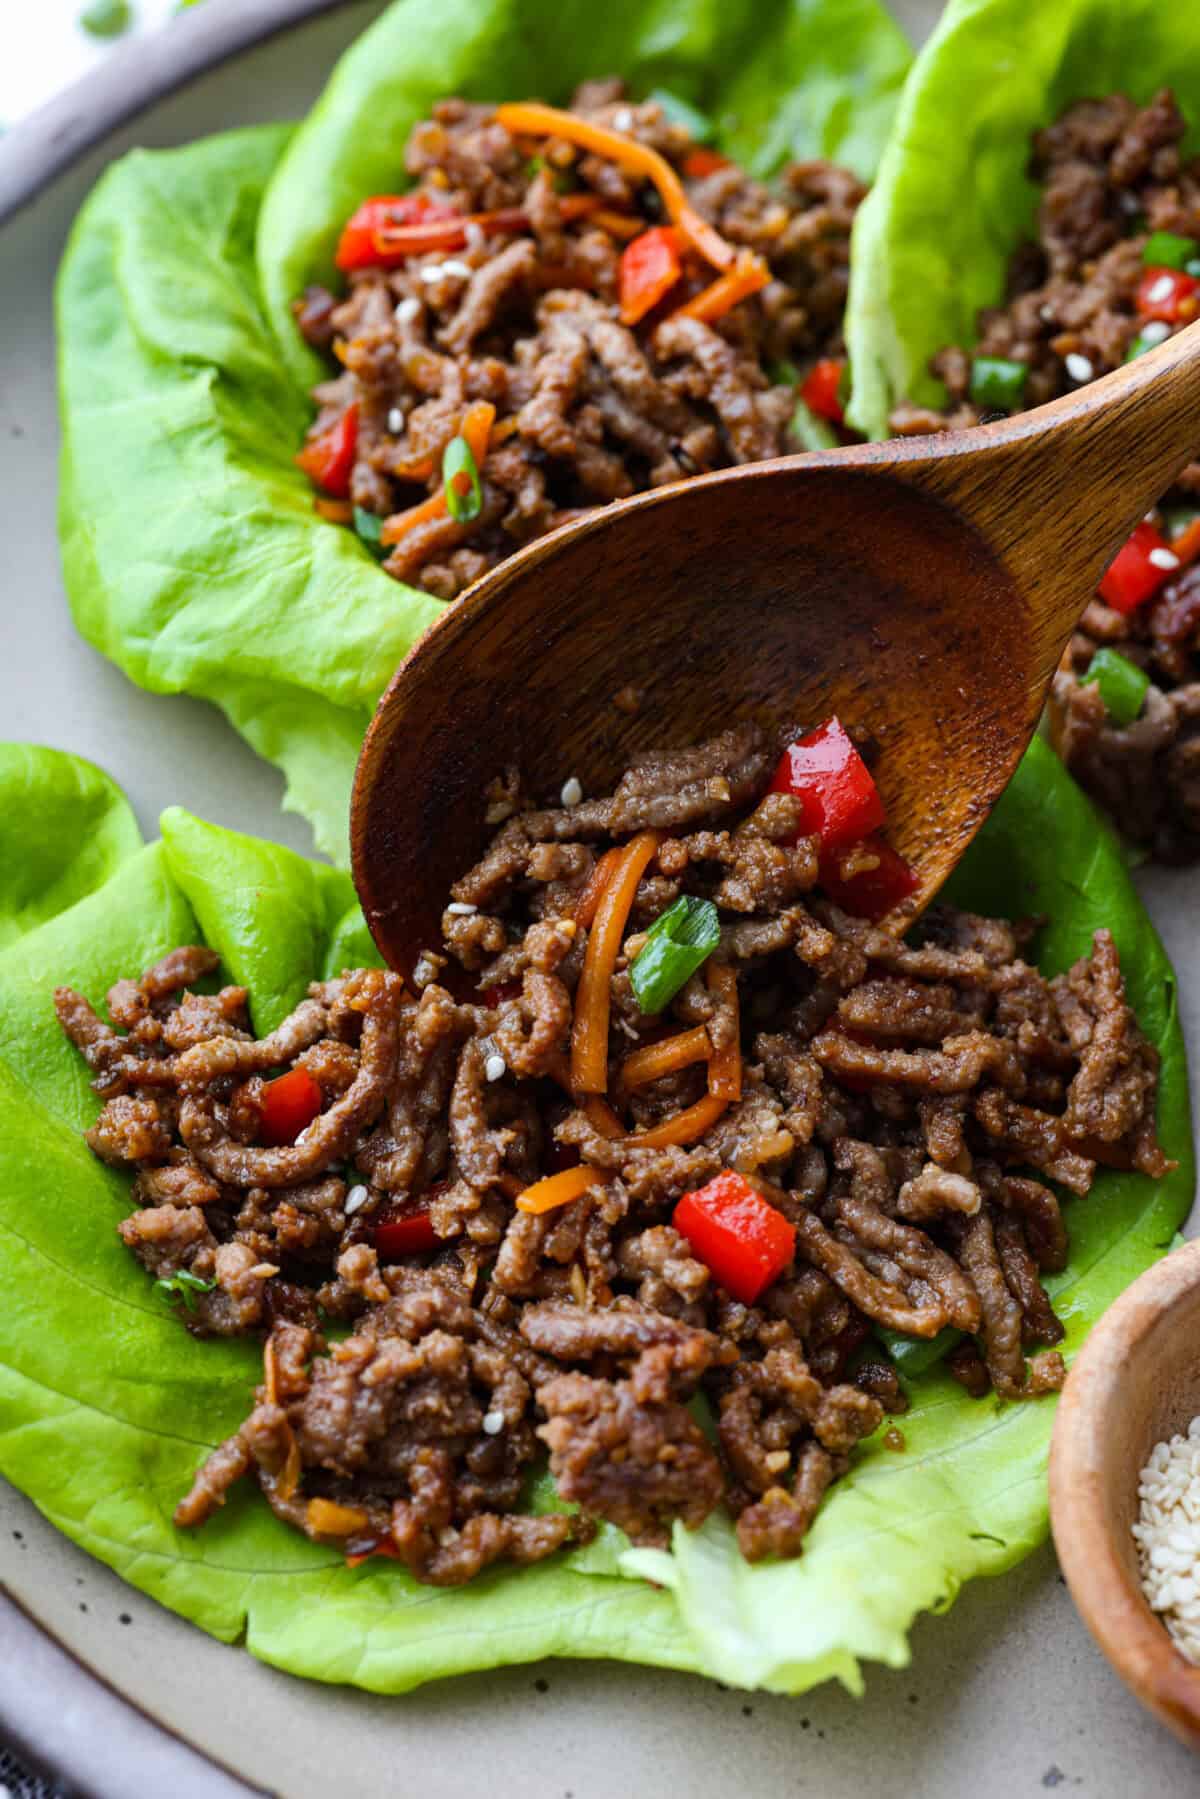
[0, 744, 141, 949]
[844, 0, 1200, 439]
[0, 740, 1190, 1694]
[57, 0, 911, 862]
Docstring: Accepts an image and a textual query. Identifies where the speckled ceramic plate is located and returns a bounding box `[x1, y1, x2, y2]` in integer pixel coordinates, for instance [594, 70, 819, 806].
[2, 2, 1199, 1793]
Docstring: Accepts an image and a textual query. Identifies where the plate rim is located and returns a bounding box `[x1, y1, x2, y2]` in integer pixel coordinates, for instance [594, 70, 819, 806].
[0, 5, 364, 1788]
[0, 0, 354, 225]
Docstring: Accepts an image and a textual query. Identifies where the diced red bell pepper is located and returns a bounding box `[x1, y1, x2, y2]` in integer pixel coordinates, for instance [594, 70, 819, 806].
[818, 835, 918, 921]
[296, 404, 358, 498]
[1099, 520, 1178, 615]
[260, 1067, 324, 1148]
[335, 194, 456, 270]
[674, 1171, 795, 1305]
[681, 148, 731, 178]
[1135, 266, 1200, 325]
[619, 227, 683, 325]
[373, 1199, 439, 1260]
[769, 716, 885, 850]
[800, 357, 847, 423]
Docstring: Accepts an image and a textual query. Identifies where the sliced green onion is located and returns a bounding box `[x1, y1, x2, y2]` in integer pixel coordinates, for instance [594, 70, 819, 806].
[968, 356, 1027, 411]
[154, 1270, 217, 1313]
[1125, 321, 1172, 361]
[79, 0, 131, 33]
[1187, 259, 1200, 279]
[1082, 648, 1151, 727]
[1162, 504, 1200, 539]
[648, 88, 715, 144]
[629, 895, 720, 1014]
[837, 359, 853, 410]
[1142, 230, 1200, 271]
[788, 397, 838, 452]
[353, 505, 388, 561]
[442, 435, 482, 524]
[875, 1323, 962, 1377]
[768, 358, 800, 387]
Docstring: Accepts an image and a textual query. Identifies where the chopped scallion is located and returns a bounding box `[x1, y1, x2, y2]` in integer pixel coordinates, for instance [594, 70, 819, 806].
[629, 895, 720, 1014]
[1142, 230, 1200, 271]
[442, 435, 482, 523]
[1187, 259, 1200, 279]
[1082, 648, 1151, 727]
[968, 356, 1027, 411]
[154, 1270, 217, 1313]
[768, 358, 800, 388]
[79, 0, 131, 33]
[1125, 321, 1171, 361]
[648, 87, 715, 144]
[353, 505, 388, 560]
[788, 397, 838, 452]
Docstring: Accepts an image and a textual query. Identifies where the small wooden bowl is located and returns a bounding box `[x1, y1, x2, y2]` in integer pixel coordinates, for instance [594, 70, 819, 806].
[1050, 1238, 1200, 1751]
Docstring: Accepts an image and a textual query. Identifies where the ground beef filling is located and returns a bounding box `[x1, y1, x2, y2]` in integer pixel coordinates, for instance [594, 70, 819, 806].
[294, 82, 862, 600]
[57, 725, 1171, 1583]
[892, 88, 1200, 861]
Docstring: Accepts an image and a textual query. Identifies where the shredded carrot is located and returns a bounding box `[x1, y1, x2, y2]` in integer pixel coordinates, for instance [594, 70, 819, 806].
[674, 249, 770, 324]
[622, 1092, 728, 1150]
[491, 416, 521, 445]
[494, 102, 735, 272]
[307, 1498, 370, 1537]
[581, 1094, 625, 1138]
[572, 846, 623, 929]
[379, 400, 496, 547]
[591, 207, 644, 241]
[618, 1025, 711, 1093]
[275, 1427, 302, 1503]
[372, 192, 607, 258]
[706, 963, 742, 1101]
[263, 1336, 279, 1406]
[570, 830, 661, 1093]
[516, 1163, 602, 1215]
[1172, 517, 1200, 566]
[314, 497, 354, 524]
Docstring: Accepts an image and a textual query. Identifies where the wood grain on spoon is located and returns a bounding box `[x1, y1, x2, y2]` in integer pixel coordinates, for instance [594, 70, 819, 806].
[353, 321, 1200, 977]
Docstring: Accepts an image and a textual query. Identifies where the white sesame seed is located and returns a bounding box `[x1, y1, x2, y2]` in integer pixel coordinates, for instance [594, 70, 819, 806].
[394, 295, 421, 323]
[482, 1410, 505, 1435]
[1136, 1414, 1200, 1663]
[446, 901, 477, 915]
[1149, 547, 1181, 570]
[1147, 273, 1177, 306]
[1064, 352, 1094, 383]
[1141, 320, 1171, 347]
[612, 107, 634, 133]
[344, 1184, 369, 1216]
[1039, 303, 1056, 323]
[464, 221, 485, 252]
[484, 1052, 507, 1082]
[440, 259, 472, 279]
[387, 406, 406, 434]
[560, 775, 584, 808]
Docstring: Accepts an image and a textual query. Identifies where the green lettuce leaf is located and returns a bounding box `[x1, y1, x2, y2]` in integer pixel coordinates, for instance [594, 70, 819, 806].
[57, 0, 911, 862]
[0, 744, 142, 949]
[0, 740, 1190, 1694]
[844, 0, 1200, 440]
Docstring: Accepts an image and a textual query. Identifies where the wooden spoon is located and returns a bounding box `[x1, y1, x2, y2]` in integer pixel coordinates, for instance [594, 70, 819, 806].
[352, 323, 1200, 975]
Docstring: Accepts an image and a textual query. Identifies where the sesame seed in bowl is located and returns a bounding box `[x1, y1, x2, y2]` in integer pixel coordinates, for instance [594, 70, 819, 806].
[1051, 1238, 1200, 1752]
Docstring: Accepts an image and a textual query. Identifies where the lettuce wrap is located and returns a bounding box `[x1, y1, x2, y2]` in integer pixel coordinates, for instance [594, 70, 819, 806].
[844, 0, 1200, 440]
[56, 0, 913, 865]
[0, 738, 1190, 1694]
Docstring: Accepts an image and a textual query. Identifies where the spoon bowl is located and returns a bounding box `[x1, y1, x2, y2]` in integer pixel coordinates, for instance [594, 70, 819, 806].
[352, 323, 1200, 975]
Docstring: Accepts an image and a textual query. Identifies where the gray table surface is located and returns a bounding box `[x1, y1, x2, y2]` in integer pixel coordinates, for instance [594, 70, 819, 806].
[1, 2, 1198, 1794]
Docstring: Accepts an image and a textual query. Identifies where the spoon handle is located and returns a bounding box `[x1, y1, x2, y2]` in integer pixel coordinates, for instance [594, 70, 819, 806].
[854, 318, 1200, 681]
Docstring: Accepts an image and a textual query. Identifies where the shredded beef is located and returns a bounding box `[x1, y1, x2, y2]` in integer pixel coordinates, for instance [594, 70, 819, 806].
[293, 85, 865, 599]
[894, 88, 1200, 859]
[61, 726, 1171, 1584]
